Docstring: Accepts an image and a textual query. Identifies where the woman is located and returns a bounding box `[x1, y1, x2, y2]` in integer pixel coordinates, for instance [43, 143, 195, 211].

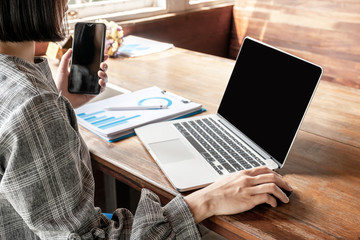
[0, 1, 292, 239]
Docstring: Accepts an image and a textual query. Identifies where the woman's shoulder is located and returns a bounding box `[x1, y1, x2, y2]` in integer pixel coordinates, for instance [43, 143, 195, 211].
[0, 54, 64, 114]
[0, 54, 57, 96]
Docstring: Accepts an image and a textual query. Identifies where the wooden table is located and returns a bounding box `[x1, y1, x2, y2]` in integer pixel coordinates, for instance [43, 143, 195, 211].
[49, 47, 360, 239]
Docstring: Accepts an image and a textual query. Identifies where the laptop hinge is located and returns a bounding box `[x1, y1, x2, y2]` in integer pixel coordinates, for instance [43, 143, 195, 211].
[217, 114, 282, 168]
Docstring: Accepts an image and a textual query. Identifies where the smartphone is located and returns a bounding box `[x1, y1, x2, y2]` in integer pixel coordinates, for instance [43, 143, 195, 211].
[68, 22, 106, 95]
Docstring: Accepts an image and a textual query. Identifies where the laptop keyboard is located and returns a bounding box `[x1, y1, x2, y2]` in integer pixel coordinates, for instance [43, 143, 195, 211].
[174, 118, 265, 175]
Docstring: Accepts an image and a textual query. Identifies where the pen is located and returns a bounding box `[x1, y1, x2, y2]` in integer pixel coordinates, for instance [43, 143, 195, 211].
[105, 105, 168, 111]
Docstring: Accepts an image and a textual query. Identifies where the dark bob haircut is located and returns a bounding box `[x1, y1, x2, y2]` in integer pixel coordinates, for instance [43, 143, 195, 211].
[0, 0, 67, 42]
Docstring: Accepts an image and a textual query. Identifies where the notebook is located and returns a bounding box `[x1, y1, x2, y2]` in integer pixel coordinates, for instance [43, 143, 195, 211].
[75, 86, 204, 142]
[135, 37, 323, 192]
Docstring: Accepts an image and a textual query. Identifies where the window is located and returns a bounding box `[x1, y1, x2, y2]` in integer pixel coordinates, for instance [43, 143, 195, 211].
[68, 0, 162, 21]
[188, 0, 234, 8]
[68, 0, 233, 23]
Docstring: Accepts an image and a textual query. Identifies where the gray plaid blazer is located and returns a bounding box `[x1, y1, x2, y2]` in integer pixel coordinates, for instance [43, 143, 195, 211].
[0, 54, 200, 240]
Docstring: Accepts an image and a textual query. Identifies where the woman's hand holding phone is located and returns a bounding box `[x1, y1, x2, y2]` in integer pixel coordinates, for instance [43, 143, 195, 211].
[55, 49, 109, 108]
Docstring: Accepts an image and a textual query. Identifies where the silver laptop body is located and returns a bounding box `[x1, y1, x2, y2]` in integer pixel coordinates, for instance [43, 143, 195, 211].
[135, 37, 323, 192]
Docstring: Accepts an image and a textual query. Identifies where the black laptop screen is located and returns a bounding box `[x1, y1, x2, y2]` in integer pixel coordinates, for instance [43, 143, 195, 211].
[218, 37, 322, 164]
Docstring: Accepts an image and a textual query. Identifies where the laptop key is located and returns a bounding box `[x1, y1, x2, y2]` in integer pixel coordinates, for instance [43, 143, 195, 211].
[222, 163, 236, 173]
[217, 158, 227, 164]
[202, 152, 212, 159]
[248, 160, 260, 167]
[232, 163, 244, 171]
[243, 163, 252, 169]
[183, 135, 206, 154]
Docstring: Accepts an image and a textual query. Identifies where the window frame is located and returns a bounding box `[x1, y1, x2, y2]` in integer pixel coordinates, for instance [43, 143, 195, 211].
[68, 0, 233, 24]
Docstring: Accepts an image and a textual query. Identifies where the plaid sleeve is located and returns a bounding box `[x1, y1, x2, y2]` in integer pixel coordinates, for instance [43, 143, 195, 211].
[0, 91, 200, 239]
[0, 93, 133, 239]
[131, 189, 201, 240]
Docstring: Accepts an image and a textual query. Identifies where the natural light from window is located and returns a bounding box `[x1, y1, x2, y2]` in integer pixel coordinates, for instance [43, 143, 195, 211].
[68, 0, 233, 23]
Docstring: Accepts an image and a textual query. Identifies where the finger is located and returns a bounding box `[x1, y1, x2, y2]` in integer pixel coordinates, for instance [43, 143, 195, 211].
[244, 167, 289, 187]
[250, 171, 293, 195]
[58, 48, 72, 71]
[98, 78, 107, 93]
[98, 78, 107, 87]
[103, 54, 109, 61]
[98, 71, 108, 83]
[100, 62, 108, 72]
[251, 172, 291, 190]
[244, 166, 273, 176]
[251, 193, 278, 208]
[251, 183, 290, 204]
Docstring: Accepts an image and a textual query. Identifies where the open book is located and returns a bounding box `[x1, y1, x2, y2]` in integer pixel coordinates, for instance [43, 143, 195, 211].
[75, 86, 204, 142]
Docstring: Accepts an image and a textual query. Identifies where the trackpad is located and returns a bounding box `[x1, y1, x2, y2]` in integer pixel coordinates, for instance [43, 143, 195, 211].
[149, 139, 195, 164]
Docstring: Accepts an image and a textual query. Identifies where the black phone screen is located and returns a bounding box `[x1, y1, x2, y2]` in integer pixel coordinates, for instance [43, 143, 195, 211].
[68, 22, 106, 94]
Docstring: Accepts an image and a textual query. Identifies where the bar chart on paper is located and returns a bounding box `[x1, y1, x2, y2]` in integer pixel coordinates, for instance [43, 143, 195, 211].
[77, 111, 141, 130]
[74, 86, 203, 142]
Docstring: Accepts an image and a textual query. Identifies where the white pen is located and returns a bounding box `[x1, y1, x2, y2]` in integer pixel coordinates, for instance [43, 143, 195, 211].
[104, 105, 168, 111]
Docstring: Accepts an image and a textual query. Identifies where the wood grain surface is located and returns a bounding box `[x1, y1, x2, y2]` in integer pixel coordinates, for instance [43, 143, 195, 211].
[231, 0, 360, 89]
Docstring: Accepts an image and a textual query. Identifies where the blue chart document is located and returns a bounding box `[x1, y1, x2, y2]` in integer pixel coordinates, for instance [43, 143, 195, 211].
[75, 86, 203, 142]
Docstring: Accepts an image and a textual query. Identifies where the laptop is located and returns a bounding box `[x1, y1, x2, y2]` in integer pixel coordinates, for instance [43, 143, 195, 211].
[135, 37, 323, 192]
